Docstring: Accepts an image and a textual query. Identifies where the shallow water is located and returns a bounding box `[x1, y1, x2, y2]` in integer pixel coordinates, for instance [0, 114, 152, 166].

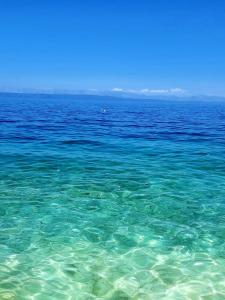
[1, 93, 225, 299]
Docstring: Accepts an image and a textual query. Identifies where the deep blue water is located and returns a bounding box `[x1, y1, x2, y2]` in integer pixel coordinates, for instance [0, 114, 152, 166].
[1, 93, 225, 299]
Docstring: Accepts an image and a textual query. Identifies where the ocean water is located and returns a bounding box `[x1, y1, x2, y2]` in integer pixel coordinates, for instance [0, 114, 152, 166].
[1, 93, 225, 300]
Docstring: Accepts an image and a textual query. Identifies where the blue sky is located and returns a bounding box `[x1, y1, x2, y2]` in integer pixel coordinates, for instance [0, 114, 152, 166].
[0, 0, 225, 96]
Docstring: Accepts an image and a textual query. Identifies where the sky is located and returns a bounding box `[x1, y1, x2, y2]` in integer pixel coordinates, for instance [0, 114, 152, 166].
[0, 0, 225, 97]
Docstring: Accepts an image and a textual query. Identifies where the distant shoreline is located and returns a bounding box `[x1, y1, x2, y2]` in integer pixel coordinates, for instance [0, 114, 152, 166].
[0, 91, 225, 103]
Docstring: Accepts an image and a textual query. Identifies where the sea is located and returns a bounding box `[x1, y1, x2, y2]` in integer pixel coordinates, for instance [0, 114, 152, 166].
[1, 93, 225, 299]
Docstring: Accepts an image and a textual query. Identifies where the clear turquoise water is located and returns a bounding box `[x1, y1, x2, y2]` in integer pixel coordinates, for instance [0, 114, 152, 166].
[1, 93, 225, 299]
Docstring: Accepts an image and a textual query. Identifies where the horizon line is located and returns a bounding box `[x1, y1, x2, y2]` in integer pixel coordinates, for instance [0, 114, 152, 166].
[0, 89, 225, 102]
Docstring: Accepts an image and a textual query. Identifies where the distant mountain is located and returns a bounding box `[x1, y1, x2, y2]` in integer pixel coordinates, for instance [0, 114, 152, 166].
[0, 89, 225, 102]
